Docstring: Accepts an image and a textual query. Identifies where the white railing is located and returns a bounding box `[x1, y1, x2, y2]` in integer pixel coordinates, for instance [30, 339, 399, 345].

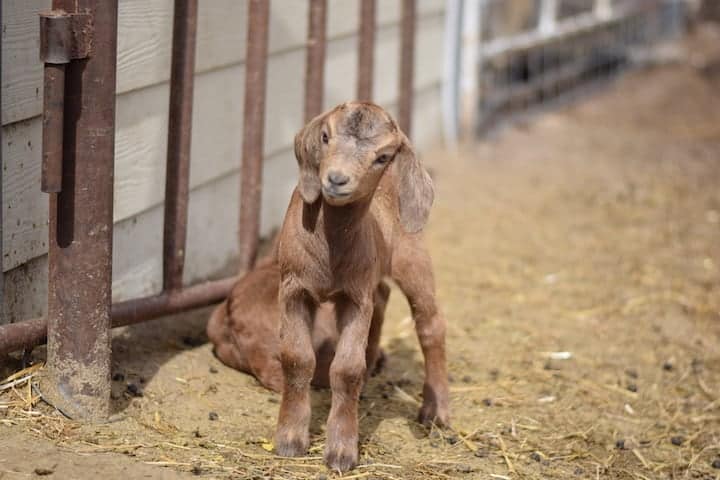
[443, 0, 689, 141]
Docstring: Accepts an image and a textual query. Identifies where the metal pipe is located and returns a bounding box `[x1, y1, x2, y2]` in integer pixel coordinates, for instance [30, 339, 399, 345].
[43, 0, 117, 422]
[357, 0, 376, 101]
[398, 0, 416, 136]
[163, 0, 198, 291]
[0, 318, 47, 354]
[238, 0, 270, 274]
[112, 277, 236, 327]
[0, 276, 236, 355]
[305, 0, 327, 122]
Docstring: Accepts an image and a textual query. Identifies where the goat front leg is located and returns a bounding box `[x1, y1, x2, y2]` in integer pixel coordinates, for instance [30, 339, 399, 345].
[275, 288, 316, 457]
[324, 294, 372, 472]
[392, 241, 450, 427]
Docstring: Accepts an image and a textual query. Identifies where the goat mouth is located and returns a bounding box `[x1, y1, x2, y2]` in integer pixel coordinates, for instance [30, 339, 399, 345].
[322, 188, 352, 200]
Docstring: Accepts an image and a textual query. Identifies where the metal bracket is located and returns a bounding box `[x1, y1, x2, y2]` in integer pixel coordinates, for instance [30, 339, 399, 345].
[39, 10, 93, 64]
[39, 10, 93, 194]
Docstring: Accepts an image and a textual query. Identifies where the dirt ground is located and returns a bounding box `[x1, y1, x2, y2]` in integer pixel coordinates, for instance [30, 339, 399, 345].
[2, 27, 720, 480]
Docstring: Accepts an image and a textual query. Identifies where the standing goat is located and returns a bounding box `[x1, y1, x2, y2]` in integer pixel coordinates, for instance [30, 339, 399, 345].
[275, 102, 449, 472]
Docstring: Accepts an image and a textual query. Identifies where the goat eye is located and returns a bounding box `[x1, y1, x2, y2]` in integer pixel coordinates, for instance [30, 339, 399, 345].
[374, 154, 390, 165]
[321, 132, 329, 144]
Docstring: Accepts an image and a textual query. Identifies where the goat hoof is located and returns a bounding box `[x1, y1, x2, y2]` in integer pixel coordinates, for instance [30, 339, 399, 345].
[275, 433, 309, 457]
[324, 444, 358, 473]
[418, 403, 450, 428]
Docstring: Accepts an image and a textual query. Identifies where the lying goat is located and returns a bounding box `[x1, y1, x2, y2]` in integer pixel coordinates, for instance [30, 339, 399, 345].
[275, 102, 449, 471]
[206, 261, 389, 392]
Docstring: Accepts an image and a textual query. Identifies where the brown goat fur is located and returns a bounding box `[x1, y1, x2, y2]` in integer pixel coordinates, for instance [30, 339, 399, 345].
[275, 102, 449, 472]
[206, 260, 390, 392]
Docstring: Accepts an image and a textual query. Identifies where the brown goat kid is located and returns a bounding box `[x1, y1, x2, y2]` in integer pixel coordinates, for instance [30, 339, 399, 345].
[275, 102, 449, 472]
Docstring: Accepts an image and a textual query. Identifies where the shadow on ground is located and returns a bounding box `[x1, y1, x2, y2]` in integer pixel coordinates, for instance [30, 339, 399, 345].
[109, 308, 214, 414]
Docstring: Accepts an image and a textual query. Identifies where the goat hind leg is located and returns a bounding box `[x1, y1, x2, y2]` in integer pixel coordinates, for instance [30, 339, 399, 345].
[392, 243, 450, 427]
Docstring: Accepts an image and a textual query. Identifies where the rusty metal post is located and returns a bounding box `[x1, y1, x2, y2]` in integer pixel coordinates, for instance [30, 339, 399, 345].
[42, 0, 117, 421]
[357, 0, 376, 101]
[163, 0, 198, 291]
[398, 0, 416, 136]
[305, 0, 327, 121]
[238, 0, 270, 274]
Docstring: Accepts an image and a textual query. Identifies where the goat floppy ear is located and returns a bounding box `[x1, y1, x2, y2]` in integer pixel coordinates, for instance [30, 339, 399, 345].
[395, 135, 434, 233]
[293, 114, 324, 204]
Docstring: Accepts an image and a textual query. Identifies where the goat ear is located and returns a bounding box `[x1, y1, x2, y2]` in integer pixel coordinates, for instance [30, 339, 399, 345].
[294, 115, 324, 204]
[395, 135, 434, 233]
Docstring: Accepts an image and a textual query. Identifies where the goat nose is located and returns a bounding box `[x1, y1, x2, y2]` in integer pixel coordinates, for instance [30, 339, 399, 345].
[327, 171, 349, 186]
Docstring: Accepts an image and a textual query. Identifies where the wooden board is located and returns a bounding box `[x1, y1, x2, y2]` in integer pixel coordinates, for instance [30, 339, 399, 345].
[1, 0, 50, 126]
[2, 0, 444, 126]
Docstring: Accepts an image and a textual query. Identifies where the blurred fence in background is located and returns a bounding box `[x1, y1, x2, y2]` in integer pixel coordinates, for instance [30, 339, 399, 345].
[444, 0, 691, 139]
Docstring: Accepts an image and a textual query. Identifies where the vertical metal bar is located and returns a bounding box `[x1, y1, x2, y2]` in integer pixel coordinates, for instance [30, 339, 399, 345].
[43, 0, 117, 421]
[594, 0, 613, 19]
[357, 0, 376, 101]
[475, 0, 488, 133]
[442, 0, 464, 144]
[539, 0, 558, 35]
[238, 0, 270, 274]
[398, 0, 416, 136]
[41, 64, 66, 193]
[163, 0, 198, 291]
[305, 0, 327, 122]
[460, 0, 480, 136]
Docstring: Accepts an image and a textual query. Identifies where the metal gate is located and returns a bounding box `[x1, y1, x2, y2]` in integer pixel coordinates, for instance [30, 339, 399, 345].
[442, 0, 688, 139]
[476, 0, 687, 131]
[0, 0, 419, 421]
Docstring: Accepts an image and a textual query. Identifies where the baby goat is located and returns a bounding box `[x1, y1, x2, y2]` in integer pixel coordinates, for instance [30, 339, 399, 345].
[275, 102, 449, 471]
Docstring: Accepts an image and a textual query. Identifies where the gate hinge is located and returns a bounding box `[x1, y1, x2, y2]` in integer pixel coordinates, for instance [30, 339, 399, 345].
[39, 10, 93, 64]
